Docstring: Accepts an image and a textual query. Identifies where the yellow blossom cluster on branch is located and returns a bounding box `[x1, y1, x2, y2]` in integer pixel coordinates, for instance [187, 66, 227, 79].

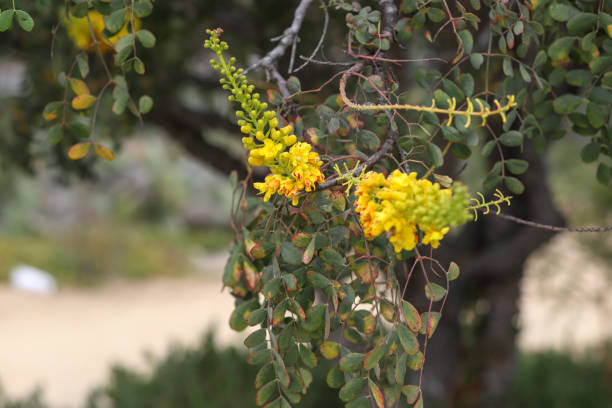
[204, 29, 323, 205]
[355, 170, 472, 252]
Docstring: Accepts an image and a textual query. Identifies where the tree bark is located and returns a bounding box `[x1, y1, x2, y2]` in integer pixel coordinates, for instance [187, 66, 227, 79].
[415, 146, 564, 407]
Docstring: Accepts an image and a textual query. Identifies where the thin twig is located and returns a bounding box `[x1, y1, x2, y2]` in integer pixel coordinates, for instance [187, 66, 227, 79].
[293, 0, 330, 73]
[491, 212, 612, 233]
[245, 0, 315, 74]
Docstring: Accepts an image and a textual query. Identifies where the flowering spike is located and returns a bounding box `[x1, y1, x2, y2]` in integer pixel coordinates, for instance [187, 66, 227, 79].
[205, 28, 323, 204]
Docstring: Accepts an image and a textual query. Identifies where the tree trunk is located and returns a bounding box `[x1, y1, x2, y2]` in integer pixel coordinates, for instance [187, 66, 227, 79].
[415, 147, 564, 406]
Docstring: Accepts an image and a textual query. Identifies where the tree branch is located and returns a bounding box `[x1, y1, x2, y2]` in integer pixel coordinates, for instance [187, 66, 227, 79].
[245, 0, 315, 79]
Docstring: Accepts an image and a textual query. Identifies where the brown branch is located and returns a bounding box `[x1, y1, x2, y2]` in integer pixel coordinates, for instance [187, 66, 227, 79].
[245, 0, 315, 73]
[491, 212, 612, 233]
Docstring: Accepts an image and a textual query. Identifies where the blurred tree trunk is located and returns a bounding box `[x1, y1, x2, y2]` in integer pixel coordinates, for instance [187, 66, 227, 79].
[413, 146, 564, 407]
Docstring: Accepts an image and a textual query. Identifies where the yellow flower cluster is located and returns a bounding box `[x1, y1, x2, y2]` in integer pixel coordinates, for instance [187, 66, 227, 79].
[63, 10, 138, 51]
[204, 29, 323, 205]
[355, 170, 472, 252]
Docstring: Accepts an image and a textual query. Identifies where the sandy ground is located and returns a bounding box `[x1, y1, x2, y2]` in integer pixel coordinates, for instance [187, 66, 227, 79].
[0, 236, 610, 407]
[518, 233, 612, 351]
[0, 270, 245, 407]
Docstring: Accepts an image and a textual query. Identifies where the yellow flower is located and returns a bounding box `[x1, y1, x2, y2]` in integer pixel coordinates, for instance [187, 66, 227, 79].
[205, 30, 324, 205]
[355, 170, 471, 252]
[63, 10, 140, 51]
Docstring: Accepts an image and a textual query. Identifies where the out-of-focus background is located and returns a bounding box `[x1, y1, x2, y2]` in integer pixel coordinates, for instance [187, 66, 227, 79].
[1, 1, 611, 408]
[0, 129, 610, 408]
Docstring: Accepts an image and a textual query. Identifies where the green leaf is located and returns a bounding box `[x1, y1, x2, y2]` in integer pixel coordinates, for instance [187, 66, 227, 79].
[256, 381, 277, 406]
[596, 163, 612, 187]
[424, 282, 447, 301]
[114, 33, 134, 52]
[470, 53, 484, 69]
[590, 56, 612, 75]
[553, 95, 583, 115]
[368, 379, 385, 408]
[566, 70, 592, 87]
[505, 159, 529, 175]
[427, 143, 444, 167]
[245, 328, 267, 348]
[345, 396, 370, 408]
[533, 51, 547, 70]
[434, 89, 451, 108]
[362, 343, 387, 370]
[287, 76, 301, 93]
[406, 351, 425, 370]
[502, 58, 513, 77]
[394, 18, 413, 46]
[0, 10, 14, 32]
[255, 363, 275, 389]
[133, 0, 154, 17]
[280, 242, 302, 265]
[138, 95, 154, 114]
[281, 273, 298, 292]
[586, 102, 605, 128]
[401, 300, 422, 332]
[397, 324, 419, 355]
[519, 64, 531, 83]
[306, 271, 332, 289]
[395, 353, 407, 384]
[326, 365, 345, 388]
[442, 79, 465, 102]
[274, 361, 290, 388]
[105, 8, 126, 34]
[15, 10, 34, 32]
[458, 73, 474, 97]
[504, 177, 525, 194]
[247, 349, 273, 365]
[248, 309, 267, 326]
[447, 261, 460, 281]
[420, 312, 441, 338]
[547, 37, 575, 63]
[590, 87, 612, 105]
[402, 385, 420, 404]
[581, 143, 601, 163]
[262, 277, 282, 299]
[549, 3, 578, 21]
[567, 13, 597, 36]
[45, 123, 63, 146]
[76, 53, 89, 78]
[320, 248, 344, 268]
[499, 131, 523, 147]
[339, 378, 367, 402]
[339, 353, 365, 372]
[133, 57, 145, 75]
[299, 345, 318, 368]
[458, 30, 473, 54]
[427, 8, 446, 23]
[136, 29, 156, 48]
[302, 304, 326, 332]
[357, 129, 381, 152]
[481, 140, 496, 157]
